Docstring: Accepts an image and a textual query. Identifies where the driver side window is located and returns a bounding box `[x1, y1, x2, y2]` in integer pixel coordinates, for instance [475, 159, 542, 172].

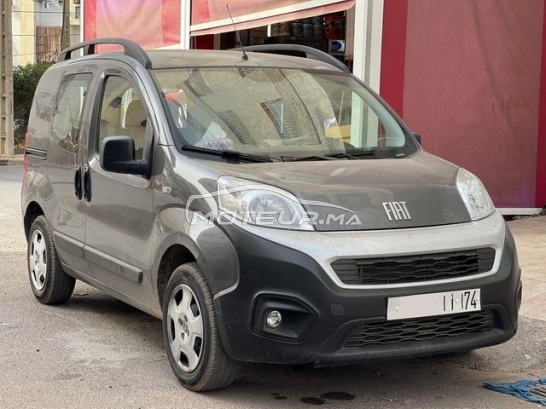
[98, 76, 150, 159]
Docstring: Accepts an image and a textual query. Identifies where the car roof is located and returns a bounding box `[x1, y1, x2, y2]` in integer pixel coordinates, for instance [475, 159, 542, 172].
[145, 49, 342, 72]
[58, 38, 348, 73]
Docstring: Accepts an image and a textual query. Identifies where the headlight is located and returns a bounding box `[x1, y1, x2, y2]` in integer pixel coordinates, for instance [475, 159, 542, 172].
[217, 176, 314, 230]
[456, 168, 495, 220]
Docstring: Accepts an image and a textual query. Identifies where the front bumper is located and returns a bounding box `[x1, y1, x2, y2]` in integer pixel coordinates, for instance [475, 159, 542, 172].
[213, 217, 521, 365]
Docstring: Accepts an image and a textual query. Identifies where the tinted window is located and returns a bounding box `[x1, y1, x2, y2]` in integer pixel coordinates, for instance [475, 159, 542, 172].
[51, 74, 91, 153]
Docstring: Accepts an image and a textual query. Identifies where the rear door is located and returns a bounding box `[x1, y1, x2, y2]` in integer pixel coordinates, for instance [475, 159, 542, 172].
[82, 63, 157, 310]
[47, 69, 93, 276]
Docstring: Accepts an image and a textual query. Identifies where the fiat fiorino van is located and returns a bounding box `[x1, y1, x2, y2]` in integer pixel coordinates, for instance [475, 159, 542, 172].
[22, 38, 521, 391]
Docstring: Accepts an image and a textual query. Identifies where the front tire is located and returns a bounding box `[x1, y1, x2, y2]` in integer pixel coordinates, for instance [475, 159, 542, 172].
[162, 262, 238, 391]
[27, 215, 75, 304]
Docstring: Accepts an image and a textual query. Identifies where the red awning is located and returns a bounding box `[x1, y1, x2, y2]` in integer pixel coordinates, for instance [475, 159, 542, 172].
[190, 0, 355, 36]
[84, 0, 181, 48]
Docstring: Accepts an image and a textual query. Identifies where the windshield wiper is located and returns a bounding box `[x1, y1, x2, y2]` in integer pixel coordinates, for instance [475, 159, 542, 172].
[287, 150, 377, 162]
[336, 149, 377, 158]
[181, 145, 275, 163]
[324, 152, 359, 159]
[287, 155, 339, 162]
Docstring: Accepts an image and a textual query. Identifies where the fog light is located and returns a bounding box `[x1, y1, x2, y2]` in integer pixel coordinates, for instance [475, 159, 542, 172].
[266, 310, 282, 328]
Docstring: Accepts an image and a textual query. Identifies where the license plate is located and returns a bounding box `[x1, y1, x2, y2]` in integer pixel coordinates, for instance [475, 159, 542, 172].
[387, 289, 481, 321]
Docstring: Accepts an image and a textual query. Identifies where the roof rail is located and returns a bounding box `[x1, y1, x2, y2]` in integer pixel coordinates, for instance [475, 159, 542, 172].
[58, 38, 152, 69]
[238, 44, 350, 73]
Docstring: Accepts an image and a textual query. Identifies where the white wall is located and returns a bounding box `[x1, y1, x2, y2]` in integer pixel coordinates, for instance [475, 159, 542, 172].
[12, 0, 22, 66]
[35, 1, 63, 27]
[352, 0, 384, 93]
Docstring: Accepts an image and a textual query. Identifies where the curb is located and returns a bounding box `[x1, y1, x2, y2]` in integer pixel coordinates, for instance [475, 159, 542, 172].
[0, 156, 24, 167]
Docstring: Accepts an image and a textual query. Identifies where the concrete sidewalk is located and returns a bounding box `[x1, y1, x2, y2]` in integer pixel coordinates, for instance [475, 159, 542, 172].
[508, 216, 546, 322]
[0, 154, 24, 166]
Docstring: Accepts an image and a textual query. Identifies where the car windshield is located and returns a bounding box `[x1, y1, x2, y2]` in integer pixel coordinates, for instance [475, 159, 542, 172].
[151, 67, 418, 161]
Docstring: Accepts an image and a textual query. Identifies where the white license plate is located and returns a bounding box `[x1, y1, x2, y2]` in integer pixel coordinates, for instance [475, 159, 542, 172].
[387, 289, 481, 321]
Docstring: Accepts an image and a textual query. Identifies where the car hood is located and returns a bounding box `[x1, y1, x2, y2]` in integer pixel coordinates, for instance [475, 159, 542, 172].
[200, 152, 471, 231]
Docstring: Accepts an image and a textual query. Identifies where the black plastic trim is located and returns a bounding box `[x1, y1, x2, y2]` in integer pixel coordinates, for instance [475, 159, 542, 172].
[212, 223, 521, 365]
[252, 295, 316, 342]
[237, 44, 351, 73]
[58, 38, 152, 69]
[84, 246, 143, 284]
[53, 231, 85, 259]
[331, 247, 496, 285]
[25, 147, 47, 159]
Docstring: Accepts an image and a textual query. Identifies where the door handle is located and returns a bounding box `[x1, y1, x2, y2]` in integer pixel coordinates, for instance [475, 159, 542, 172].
[83, 166, 92, 202]
[74, 165, 82, 199]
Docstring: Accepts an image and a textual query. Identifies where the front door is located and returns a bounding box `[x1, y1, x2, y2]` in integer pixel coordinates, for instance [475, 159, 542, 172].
[83, 69, 156, 310]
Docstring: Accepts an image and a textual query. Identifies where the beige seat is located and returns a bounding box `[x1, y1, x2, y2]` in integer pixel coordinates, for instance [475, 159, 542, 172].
[124, 100, 148, 158]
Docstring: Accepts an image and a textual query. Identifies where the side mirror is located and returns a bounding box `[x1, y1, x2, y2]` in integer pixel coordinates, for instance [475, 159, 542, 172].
[100, 136, 150, 176]
[412, 132, 422, 146]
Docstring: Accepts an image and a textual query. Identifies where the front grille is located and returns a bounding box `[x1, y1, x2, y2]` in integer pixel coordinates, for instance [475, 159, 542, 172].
[343, 310, 495, 348]
[331, 248, 495, 285]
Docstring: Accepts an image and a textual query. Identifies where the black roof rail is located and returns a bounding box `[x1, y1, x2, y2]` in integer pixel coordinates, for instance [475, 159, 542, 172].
[237, 44, 350, 73]
[58, 38, 152, 69]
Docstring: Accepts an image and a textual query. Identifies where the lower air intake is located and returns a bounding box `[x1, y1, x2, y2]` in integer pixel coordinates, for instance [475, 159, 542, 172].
[343, 310, 495, 348]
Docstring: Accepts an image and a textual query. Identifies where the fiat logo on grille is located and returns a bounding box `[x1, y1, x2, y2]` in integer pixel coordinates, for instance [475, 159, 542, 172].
[382, 201, 412, 221]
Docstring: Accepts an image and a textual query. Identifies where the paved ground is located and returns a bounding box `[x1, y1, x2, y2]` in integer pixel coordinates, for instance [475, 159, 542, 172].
[509, 218, 546, 323]
[1, 166, 545, 408]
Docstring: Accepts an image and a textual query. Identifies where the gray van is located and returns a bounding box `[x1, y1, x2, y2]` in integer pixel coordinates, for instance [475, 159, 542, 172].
[22, 38, 521, 391]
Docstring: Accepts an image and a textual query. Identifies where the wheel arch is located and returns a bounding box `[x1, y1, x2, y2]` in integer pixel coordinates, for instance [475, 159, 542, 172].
[156, 243, 197, 309]
[152, 205, 240, 314]
[24, 201, 45, 239]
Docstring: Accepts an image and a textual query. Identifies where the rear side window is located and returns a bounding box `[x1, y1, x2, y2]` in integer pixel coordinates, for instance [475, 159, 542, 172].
[51, 74, 92, 153]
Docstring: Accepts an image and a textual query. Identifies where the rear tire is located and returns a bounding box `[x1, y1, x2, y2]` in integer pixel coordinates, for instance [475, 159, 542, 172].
[27, 216, 75, 304]
[162, 262, 238, 391]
